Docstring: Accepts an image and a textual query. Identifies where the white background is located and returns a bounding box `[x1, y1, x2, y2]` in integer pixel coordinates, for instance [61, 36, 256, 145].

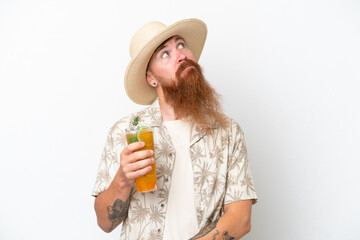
[1, 0, 359, 239]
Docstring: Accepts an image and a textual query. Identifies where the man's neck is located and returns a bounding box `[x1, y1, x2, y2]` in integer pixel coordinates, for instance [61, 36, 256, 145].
[158, 94, 178, 121]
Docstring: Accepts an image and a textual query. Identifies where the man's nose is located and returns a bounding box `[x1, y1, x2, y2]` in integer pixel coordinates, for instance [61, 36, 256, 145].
[176, 50, 187, 63]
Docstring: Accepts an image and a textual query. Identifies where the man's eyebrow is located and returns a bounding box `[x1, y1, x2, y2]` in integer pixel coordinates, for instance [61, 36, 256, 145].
[153, 36, 186, 55]
[174, 36, 185, 43]
[154, 43, 167, 55]
[154, 37, 172, 55]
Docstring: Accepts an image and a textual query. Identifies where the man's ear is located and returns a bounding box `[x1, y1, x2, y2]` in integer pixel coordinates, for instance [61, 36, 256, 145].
[146, 71, 153, 86]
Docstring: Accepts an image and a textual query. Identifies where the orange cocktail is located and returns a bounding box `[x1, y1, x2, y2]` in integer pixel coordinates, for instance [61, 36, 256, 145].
[125, 127, 157, 192]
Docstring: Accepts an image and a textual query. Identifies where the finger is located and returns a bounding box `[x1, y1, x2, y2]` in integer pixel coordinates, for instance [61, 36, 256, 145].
[126, 149, 154, 163]
[126, 158, 154, 173]
[126, 165, 153, 180]
[122, 141, 145, 155]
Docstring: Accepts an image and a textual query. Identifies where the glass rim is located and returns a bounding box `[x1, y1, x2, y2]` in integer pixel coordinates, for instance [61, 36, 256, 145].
[125, 127, 153, 134]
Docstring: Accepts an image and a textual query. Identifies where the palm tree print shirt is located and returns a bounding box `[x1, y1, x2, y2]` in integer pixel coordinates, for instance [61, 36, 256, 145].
[92, 100, 258, 239]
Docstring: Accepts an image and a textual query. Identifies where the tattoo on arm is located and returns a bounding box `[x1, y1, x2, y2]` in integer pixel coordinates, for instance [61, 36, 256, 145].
[190, 218, 219, 239]
[189, 218, 236, 240]
[221, 231, 235, 240]
[106, 197, 130, 231]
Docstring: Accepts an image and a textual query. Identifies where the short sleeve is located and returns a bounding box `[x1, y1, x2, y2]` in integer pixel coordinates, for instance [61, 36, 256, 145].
[91, 123, 126, 197]
[224, 120, 258, 205]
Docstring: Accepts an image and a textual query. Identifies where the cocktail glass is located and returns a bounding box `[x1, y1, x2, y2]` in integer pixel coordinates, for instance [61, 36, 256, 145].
[125, 127, 157, 192]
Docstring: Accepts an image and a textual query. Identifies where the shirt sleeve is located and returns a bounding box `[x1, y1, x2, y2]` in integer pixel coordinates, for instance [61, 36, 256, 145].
[224, 120, 258, 205]
[91, 123, 124, 197]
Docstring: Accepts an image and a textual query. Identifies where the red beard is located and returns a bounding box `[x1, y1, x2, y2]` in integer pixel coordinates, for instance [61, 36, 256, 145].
[159, 59, 226, 132]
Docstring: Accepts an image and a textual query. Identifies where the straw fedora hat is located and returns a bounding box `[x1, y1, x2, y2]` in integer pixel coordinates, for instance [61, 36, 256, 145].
[124, 18, 207, 105]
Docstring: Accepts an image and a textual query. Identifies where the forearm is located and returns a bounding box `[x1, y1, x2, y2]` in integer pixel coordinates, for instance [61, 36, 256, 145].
[190, 200, 252, 240]
[94, 172, 132, 233]
[190, 214, 250, 240]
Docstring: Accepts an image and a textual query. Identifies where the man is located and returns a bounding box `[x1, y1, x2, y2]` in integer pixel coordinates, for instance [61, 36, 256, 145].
[92, 18, 257, 239]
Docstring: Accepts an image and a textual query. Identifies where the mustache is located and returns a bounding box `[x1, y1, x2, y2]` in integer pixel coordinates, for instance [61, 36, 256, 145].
[176, 59, 202, 77]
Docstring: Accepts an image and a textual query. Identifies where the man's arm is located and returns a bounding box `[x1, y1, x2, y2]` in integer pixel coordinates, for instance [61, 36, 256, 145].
[94, 141, 154, 232]
[190, 200, 253, 240]
[94, 174, 132, 232]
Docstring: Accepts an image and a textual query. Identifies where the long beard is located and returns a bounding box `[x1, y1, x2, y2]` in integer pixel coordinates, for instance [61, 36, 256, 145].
[159, 59, 226, 132]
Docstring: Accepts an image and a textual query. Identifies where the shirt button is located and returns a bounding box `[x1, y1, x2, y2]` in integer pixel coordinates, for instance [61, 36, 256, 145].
[169, 153, 173, 157]
[158, 228, 161, 233]
[161, 204, 164, 208]
[165, 178, 169, 182]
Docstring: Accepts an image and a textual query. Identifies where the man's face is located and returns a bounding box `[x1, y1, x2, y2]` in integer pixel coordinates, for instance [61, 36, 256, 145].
[145, 36, 225, 131]
[147, 36, 196, 84]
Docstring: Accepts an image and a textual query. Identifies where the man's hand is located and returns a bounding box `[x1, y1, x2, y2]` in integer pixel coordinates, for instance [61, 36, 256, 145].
[118, 141, 155, 186]
[94, 141, 154, 233]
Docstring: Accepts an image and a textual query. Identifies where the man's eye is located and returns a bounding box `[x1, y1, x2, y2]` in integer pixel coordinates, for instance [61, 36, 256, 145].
[161, 52, 169, 58]
[178, 43, 185, 49]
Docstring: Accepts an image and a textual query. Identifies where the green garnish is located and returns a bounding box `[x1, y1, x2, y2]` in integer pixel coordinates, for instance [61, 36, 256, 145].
[132, 116, 140, 126]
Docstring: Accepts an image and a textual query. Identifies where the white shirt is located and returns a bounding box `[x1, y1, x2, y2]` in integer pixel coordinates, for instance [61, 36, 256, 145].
[163, 119, 199, 239]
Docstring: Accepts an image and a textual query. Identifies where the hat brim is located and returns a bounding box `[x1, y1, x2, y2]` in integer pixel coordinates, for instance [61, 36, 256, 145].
[124, 18, 207, 105]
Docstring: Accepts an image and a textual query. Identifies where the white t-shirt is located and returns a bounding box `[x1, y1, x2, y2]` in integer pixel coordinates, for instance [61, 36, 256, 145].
[162, 119, 199, 240]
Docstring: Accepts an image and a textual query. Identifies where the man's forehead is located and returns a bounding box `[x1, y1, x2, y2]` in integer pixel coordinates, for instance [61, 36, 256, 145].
[154, 35, 185, 54]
